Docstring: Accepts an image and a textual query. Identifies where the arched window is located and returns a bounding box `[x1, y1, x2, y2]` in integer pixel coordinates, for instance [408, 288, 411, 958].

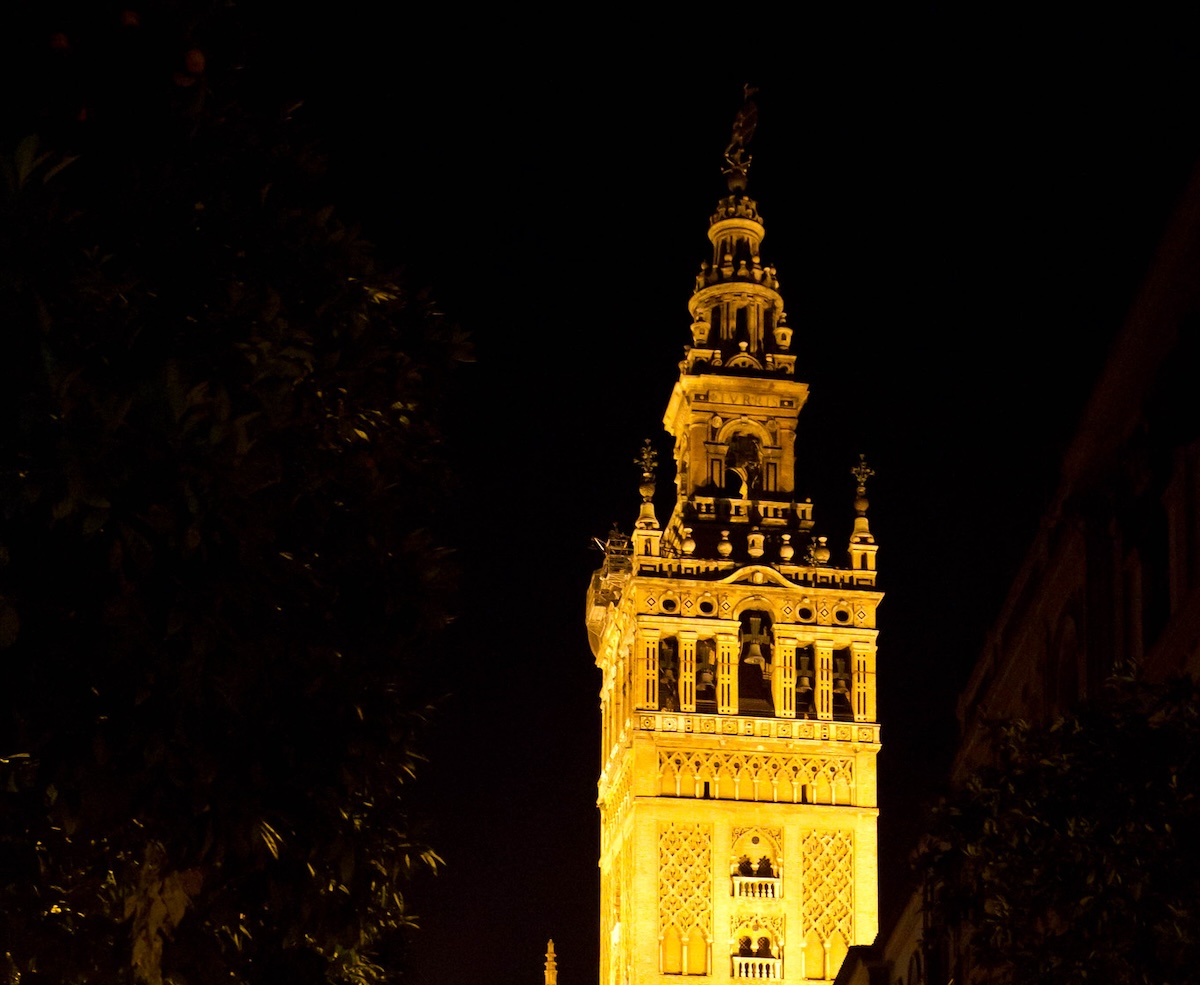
[795, 645, 815, 718]
[658, 636, 679, 711]
[908, 949, 925, 984]
[695, 639, 717, 708]
[732, 924, 780, 979]
[832, 648, 853, 721]
[738, 611, 774, 716]
[731, 829, 781, 898]
[725, 433, 763, 498]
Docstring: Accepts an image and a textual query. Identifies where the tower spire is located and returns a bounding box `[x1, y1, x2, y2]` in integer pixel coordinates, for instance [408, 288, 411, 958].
[634, 439, 660, 531]
[543, 939, 558, 985]
[590, 103, 882, 985]
[722, 84, 760, 192]
[848, 454, 878, 573]
[685, 87, 794, 379]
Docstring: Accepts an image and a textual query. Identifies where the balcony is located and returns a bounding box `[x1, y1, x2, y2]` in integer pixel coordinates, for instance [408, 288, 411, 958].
[733, 955, 780, 978]
[732, 875, 779, 898]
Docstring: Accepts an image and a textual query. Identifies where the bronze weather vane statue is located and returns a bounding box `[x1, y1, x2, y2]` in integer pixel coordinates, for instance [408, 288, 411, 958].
[723, 83, 760, 191]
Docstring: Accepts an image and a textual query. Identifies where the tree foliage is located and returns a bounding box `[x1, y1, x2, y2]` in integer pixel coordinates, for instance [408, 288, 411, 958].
[920, 674, 1200, 985]
[0, 5, 466, 983]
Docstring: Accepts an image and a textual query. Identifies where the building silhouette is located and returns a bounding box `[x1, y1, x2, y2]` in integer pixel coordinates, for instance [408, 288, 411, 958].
[836, 151, 1200, 985]
[586, 102, 882, 984]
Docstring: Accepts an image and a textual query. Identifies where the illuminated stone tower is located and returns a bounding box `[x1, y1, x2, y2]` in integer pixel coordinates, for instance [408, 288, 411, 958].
[587, 97, 881, 984]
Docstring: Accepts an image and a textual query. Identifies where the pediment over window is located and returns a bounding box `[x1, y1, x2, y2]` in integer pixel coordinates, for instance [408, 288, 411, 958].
[725, 353, 764, 370]
[719, 565, 794, 588]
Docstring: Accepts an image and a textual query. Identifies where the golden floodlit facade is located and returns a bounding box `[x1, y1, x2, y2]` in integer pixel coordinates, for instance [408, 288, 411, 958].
[587, 104, 882, 984]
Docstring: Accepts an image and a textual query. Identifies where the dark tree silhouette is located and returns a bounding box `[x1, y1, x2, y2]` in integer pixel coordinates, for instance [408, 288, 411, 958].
[0, 5, 466, 983]
[920, 674, 1200, 985]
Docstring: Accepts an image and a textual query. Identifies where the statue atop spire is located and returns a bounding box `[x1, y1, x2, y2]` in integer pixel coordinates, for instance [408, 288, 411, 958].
[849, 454, 877, 568]
[635, 438, 659, 492]
[687, 84, 796, 376]
[851, 454, 875, 506]
[634, 439, 660, 531]
[723, 84, 760, 192]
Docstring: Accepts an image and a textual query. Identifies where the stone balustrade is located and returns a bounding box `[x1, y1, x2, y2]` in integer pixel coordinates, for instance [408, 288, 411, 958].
[732, 955, 780, 978]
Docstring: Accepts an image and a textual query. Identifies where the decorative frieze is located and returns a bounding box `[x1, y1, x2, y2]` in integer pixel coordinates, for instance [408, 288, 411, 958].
[637, 711, 879, 744]
[659, 749, 855, 805]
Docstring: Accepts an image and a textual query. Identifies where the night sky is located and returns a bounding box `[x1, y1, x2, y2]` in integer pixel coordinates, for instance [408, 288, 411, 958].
[12, 9, 1200, 985]
[329, 26, 1200, 985]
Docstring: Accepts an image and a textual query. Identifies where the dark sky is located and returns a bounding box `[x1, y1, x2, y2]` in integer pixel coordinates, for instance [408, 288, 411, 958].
[289, 26, 1200, 985]
[16, 8, 1200, 984]
[286, 21, 1200, 985]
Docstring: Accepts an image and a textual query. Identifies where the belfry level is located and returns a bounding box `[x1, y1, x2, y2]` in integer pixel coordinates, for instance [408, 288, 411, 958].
[587, 101, 881, 984]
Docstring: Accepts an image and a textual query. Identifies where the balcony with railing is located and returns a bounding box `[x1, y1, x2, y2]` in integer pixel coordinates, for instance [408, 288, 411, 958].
[732, 955, 781, 978]
[732, 874, 779, 898]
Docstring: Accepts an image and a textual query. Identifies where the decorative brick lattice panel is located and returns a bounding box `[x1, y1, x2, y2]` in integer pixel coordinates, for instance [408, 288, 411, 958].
[659, 822, 713, 938]
[800, 830, 853, 944]
[658, 749, 854, 803]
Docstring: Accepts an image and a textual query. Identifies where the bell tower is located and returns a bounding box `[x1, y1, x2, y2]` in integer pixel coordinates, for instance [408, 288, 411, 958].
[587, 94, 881, 984]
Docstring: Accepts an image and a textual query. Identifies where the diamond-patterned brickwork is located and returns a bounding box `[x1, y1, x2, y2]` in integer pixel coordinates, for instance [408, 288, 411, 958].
[659, 822, 713, 937]
[800, 829, 854, 944]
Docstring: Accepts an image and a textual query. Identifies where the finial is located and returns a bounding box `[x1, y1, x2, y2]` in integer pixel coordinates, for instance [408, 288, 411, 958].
[747, 526, 765, 558]
[635, 439, 658, 498]
[851, 454, 874, 514]
[717, 529, 733, 557]
[634, 440, 660, 530]
[544, 939, 558, 985]
[848, 454, 877, 552]
[681, 526, 696, 556]
[779, 532, 794, 561]
[722, 84, 759, 192]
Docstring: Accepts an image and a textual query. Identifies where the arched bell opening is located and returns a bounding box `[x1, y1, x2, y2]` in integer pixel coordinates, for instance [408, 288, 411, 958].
[737, 610, 774, 716]
[695, 638, 717, 711]
[658, 636, 679, 711]
[794, 644, 815, 719]
[724, 433, 763, 498]
[832, 647, 853, 722]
